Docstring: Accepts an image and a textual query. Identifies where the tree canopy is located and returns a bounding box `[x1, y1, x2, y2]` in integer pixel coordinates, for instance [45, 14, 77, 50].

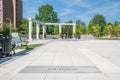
[91, 14, 106, 29]
[35, 3, 60, 34]
[19, 19, 28, 34]
[87, 21, 94, 34]
[93, 24, 101, 37]
[35, 3, 59, 23]
[87, 14, 106, 36]
[62, 20, 73, 38]
[114, 24, 120, 37]
[0, 23, 14, 36]
[53, 25, 59, 35]
[76, 20, 87, 35]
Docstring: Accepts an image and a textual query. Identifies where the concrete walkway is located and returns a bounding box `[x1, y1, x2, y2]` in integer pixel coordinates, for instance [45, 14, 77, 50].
[0, 40, 120, 80]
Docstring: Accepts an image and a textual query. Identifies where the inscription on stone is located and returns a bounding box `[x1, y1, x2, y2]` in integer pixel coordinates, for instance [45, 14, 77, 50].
[20, 66, 101, 73]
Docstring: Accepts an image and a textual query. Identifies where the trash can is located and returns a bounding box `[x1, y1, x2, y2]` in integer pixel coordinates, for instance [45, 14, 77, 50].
[5, 36, 12, 56]
[0, 38, 2, 59]
[0, 47, 2, 59]
[1, 35, 12, 57]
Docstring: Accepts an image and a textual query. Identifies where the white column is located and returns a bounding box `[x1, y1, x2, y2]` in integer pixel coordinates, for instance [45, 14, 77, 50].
[28, 18, 33, 41]
[36, 23, 40, 39]
[59, 25, 62, 39]
[42, 25, 46, 39]
[73, 24, 76, 39]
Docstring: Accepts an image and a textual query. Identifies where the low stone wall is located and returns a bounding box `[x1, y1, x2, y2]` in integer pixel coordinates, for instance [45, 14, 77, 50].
[80, 34, 95, 40]
[20, 34, 59, 39]
[46, 35, 59, 39]
[20, 34, 95, 40]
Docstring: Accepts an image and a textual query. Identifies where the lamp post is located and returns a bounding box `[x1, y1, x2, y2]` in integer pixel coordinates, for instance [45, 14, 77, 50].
[6, 18, 12, 36]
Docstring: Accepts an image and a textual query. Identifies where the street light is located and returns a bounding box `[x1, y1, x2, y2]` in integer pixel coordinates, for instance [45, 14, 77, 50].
[6, 18, 12, 36]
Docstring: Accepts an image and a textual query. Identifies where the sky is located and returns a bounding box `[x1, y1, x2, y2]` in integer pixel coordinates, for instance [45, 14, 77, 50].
[23, 0, 120, 24]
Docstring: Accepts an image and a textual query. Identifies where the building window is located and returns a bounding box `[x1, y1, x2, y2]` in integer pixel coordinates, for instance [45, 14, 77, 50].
[16, 8, 18, 11]
[16, 17, 18, 20]
[16, 3, 18, 7]
[16, 0, 18, 6]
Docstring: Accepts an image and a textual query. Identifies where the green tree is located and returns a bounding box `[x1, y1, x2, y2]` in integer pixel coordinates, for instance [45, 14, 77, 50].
[76, 20, 86, 27]
[91, 14, 106, 35]
[81, 22, 86, 27]
[76, 20, 87, 35]
[62, 25, 73, 38]
[94, 24, 101, 37]
[76, 20, 81, 35]
[91, 14, 106, 28]
[114, 24, 120, 37]
[19, 19, 28, 34]
[35, 3, 60, 34]
[87, 21, 94, 34]
[104, 23, 113, 37]
[114, 21, 120, 26]
[62, 20, 73, 38]
[76, 20, 81, 25]
[32, 23, 37, 34]
[1, 23, 10, 35]
[80, 26, 87, 34]
[0, 23, 14, 35]
[103, 27, 108, 36]
[76, 25, 81, 34]
[53, 25, 59, 35]
[35, 3, 59, 22]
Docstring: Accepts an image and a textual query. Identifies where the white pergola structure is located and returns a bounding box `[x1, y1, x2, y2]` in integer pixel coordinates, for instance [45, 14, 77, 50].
[28, 18, 76, 40]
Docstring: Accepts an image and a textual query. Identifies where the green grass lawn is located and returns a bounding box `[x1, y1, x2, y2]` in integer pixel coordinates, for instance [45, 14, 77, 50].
[14, 44, 43, 50]
[96, 38, 120, 40]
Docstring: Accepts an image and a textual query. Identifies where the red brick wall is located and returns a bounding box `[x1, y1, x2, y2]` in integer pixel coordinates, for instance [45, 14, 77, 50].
[3, 0, 14, 23]
[17, 0, 22, 27]
[2, 0, 22, 28]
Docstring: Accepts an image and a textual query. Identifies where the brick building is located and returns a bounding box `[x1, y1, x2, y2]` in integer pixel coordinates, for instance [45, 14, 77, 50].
[0, 0, 22, 29]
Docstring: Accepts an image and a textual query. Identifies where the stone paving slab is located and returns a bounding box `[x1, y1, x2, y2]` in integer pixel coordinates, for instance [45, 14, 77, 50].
[76, 73, 110, 80]
[45, 74, 77, 80]
[80, 48, 120, 73]
[0, 40, 120, 80]
[20, 66, 101, 73]
[11, 74, 45, 80]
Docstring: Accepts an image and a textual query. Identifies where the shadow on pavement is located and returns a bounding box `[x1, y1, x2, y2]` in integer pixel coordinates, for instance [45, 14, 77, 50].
[0, 49, 31, 66]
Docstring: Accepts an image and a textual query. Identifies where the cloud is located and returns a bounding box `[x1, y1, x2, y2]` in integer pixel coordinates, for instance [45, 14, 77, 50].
[59, 9, 75, 17]
[101, 2, 120, 16]
[23, 0, 120, 23]
[24, 7, 38, 18]
[76, 1, 120, 24]
[60, 0, 91, 8]
[23, 0, 52, 18]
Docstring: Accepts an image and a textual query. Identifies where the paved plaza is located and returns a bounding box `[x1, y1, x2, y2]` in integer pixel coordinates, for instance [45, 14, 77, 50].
[0, 40, 120, 80]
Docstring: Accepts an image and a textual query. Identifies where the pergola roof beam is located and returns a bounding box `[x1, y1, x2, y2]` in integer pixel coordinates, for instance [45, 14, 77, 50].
[45, 23, 76, 26]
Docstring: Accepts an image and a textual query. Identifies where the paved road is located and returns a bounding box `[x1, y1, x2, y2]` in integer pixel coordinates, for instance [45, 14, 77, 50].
[0, 40, 120, 80]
